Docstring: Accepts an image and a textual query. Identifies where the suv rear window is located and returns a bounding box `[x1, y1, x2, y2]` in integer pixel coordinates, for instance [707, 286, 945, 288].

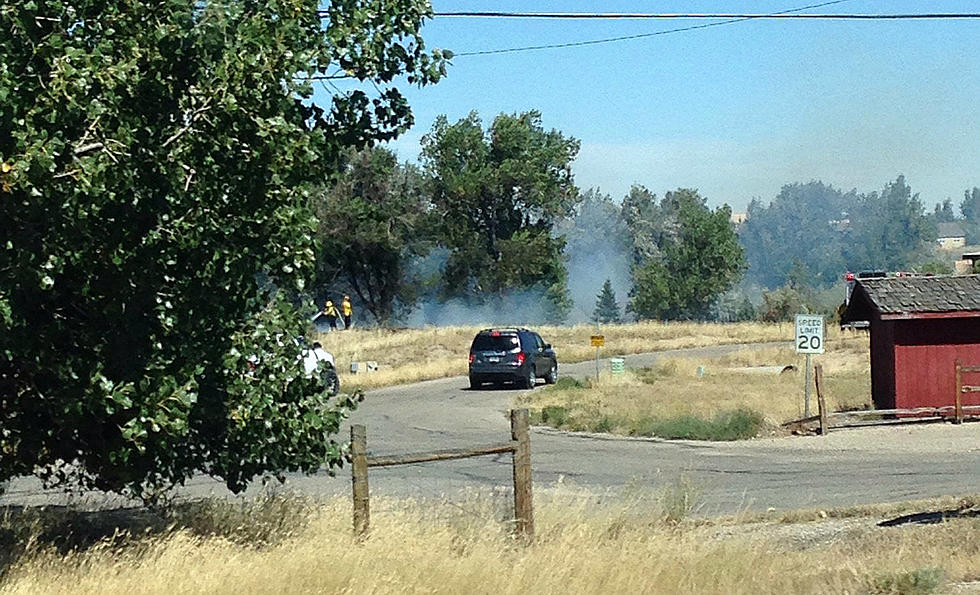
[471, 334, 520, 351]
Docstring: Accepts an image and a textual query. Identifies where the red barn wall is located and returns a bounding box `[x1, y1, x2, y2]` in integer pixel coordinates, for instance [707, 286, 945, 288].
[892, 317, 980, 410]
[870, 318, 896, 409]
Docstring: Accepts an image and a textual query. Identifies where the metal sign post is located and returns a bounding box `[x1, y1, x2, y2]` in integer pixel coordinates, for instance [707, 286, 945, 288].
[591, 321, 604, 384]
[795, 314, 825, 418]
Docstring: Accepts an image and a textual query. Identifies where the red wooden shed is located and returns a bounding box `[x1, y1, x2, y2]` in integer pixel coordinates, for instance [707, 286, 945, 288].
[844, 275, 980, 412]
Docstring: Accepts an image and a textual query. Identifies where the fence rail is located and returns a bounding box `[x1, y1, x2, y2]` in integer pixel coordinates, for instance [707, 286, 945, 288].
[350, 409, 533, 541]
[808, 360, 980, 434]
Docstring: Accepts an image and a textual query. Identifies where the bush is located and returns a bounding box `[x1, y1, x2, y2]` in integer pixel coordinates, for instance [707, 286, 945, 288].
[591, 415, 615, 433]
[660, 476, 702, 524]
[633, 408, 765, 441]
[553, 377, 586, 390]
[541, 406, 570, 427]
[870, 567, 944, 595]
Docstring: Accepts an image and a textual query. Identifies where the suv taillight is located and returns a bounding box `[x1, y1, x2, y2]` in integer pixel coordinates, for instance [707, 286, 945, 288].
[468, 352, 475, 364]
[516, 352, 525, 366]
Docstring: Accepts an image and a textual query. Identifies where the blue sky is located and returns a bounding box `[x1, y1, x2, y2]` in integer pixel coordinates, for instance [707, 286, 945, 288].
[326, 1, 980, 211]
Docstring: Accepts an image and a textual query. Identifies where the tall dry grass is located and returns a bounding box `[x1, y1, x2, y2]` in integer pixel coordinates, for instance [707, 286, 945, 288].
[516, 331, 871, 432]
[317, 322, 797, 391]
[2, 489, 978, 595]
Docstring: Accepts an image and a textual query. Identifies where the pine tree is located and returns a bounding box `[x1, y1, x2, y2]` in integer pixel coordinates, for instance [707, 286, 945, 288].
[593, 279, 622, 323]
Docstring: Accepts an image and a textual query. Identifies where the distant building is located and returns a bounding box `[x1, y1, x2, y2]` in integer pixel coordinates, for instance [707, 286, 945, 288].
[937, 222, 966, 251]
[844, 275, 980, 412]
[730, 212, 748, 226]
[958, 250, 980, 274]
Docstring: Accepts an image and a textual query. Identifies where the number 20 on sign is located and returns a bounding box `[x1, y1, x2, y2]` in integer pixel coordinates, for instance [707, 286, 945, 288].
[794, 314, 824, 354]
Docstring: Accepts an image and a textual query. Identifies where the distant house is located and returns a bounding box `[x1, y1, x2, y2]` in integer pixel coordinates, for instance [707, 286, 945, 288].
[937, 222, 966, 251]
[730, 212, 748, 226]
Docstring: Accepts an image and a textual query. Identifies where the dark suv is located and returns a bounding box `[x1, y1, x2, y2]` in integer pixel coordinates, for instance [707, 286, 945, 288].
[468, 328, 558, 389]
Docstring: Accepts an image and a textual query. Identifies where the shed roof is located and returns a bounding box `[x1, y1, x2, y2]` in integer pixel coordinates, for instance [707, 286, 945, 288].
[937, 222, 966, 239]
[846, 275, 980, 321]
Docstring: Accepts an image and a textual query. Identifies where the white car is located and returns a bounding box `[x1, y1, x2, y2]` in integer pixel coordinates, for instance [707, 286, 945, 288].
[302, 342, 340, 396]
[247, 339, 340, 396]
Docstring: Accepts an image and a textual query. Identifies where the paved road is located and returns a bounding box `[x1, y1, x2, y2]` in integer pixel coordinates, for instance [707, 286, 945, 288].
[5, 342, 980, 514]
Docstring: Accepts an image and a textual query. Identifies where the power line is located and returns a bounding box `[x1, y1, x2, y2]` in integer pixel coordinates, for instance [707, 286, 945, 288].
[451, 0, 849, 57]
[435, 12, 980, 20]
[308, 1, 845, 71]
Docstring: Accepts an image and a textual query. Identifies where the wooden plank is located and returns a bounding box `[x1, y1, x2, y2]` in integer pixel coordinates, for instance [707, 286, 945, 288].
[781, 415, 820, 427]
[366, 442, 517, 467]
[829, 405, 980, 419]
[351, 424, 370, 538]
[511, 409, 534, 541]
[956, 360, 964, 424]
[815, 364, 828, 435]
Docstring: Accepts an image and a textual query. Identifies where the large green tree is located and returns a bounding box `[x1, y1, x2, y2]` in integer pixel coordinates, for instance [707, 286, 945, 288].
[315, 147, 432, 325]
[420, 110, 579, 322]
[738, 182, 853, 289]
[627, 189, 745, 320]
[845, 176, 934, 271]
[0, 0, 445, 497]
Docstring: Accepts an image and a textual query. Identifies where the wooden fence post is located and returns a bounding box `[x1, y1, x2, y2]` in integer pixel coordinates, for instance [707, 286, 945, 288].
[814, 364, 828, 435]
[955, 359, 964, 424]
[351, 424, 370, 538]
[510, 409, 534, 541]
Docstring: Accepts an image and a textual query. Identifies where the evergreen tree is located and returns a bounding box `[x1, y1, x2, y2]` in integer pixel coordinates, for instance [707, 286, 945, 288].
[593, 279, 622, 323]
[627, 189, 746, 320]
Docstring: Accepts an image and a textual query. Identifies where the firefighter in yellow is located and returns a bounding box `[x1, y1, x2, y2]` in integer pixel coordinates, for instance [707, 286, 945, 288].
[323, 300, 340, 330]
[341, 295, 353, 329]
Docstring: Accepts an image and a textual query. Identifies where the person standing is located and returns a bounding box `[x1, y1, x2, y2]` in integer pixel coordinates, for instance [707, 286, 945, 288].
[323, 300, 340, 331]
[341, 295, 353, 330]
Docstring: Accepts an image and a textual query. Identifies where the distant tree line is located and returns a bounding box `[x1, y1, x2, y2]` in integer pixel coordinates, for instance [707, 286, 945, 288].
[318, 121, 977, 327]
[318, 127, 748, 325]
[739, 176, 942, 291]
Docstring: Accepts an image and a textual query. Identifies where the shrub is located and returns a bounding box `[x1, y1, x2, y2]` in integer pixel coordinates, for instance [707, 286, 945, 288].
[591, 415, 615, 433]
[634, 408, 765, 441]
[870, 567, 944, 595]
[553, 377, 585, 389]
[660, 476, 702, 524]
[541, 406, 570, 427]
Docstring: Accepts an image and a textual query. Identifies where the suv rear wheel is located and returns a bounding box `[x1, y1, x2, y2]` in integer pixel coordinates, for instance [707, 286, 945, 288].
[522, 368, 536, 389]
[469, 375, 481, 389]
[544, 364, 558, 385]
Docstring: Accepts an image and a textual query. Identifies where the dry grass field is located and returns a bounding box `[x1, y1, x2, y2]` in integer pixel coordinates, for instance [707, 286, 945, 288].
[2, 489, 979, 595]
[315, 321, 796, 391]
[515, 331, 871, 438]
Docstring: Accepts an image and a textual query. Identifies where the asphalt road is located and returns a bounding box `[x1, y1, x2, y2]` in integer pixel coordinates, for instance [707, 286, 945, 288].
[5, 342, 980, 514]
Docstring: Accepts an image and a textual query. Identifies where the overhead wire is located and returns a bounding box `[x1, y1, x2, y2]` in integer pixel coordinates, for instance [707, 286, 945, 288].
[436, 11, 980, 20]
[450, 0, 857, 57]
[306, 1, 980, 71]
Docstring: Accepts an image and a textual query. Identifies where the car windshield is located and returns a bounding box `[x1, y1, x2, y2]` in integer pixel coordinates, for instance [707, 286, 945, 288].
[472, 334, 519, 351]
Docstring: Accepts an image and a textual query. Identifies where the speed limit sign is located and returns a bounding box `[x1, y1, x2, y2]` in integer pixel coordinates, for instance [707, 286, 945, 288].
[795, 314, 824, 354]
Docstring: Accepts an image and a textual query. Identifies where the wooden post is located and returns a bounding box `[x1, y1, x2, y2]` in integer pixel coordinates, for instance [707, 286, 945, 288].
[351, 424, 370, 538]
[955, 359, 964, 424]
[814, 364, 828, 435]
[510, 408, 534, 541]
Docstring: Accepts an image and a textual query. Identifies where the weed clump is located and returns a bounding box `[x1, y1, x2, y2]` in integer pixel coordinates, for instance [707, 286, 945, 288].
[540, 405, 570, 427]
[633, 408, 765, 441]
[870, 567, 944, 595]
[552, 377, 585, 390]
